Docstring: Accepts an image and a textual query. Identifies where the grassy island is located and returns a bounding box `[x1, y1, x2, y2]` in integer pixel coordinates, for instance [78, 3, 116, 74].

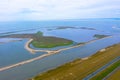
[31, 31, 73, 48]
[0, 31, 73, 48]
[32, 36, 73, 48]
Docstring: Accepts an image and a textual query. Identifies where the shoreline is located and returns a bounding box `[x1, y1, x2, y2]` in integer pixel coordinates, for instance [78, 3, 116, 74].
[0, 36, 113, 72]
[25, 36, 112, 54]
[32, 43, 120, 80]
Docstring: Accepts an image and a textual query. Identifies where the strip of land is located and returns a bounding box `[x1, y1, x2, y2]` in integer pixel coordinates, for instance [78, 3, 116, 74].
[25, 39, 50, 53]
[25, 35, 112, 54]
[32, 43, 120, 80]
[0, 51, 59, 72]
[90, 58, 120, 80]
[0, 35, 112, 72]
[106, 67, 120, 80]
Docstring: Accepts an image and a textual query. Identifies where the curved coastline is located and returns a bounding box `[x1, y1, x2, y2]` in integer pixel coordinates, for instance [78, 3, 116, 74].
[25, 36, 112, 54]
[0, 36, 113, 72]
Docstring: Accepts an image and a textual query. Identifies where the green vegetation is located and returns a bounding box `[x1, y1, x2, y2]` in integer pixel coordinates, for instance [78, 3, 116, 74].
[33, 59, 81, 80]
[107, 67, 120, 80]
[1, 31, 73, 48]
[32, 32, 73, 48]
[94, 34, 109, 39]
[35, 31, 43, 37]
[90, 60, 120, 80]
[31, 31, 73, 48]
[32, 44, 120, 80]
[32, 37, 73, 48]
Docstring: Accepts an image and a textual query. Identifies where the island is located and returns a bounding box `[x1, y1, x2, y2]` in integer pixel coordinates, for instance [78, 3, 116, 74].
[47, 26, 96, 31]
[0, 31, 114, 75]
[0, 31, 73, 48]
[93, 34, 109, 39]
[32, 36, 73, 48]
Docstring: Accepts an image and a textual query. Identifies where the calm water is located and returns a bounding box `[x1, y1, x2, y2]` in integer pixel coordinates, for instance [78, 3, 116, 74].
[0, 19, 120, 34]
[0, 19, 120, 80]
[0, 39, 46, 68]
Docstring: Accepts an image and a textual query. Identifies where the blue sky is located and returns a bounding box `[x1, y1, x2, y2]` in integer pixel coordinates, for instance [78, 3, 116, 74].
[0, 0, 120, 21]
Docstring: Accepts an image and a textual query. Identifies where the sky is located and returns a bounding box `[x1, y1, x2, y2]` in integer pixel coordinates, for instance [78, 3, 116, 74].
[0, 0, 120, 21]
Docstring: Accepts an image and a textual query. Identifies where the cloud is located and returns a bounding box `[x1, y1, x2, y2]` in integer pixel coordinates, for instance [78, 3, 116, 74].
[0, 0, 119, 21]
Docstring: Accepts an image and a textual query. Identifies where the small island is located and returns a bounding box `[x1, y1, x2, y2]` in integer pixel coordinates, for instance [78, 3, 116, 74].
[32, 37, 73, 48]
[93, 34, 110, 39]
[0, 31, 73, 48]
[32, 31, 73, 48]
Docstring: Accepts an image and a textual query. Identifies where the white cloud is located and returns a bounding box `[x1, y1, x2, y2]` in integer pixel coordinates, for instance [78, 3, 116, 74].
[0, 0, 119, 21]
